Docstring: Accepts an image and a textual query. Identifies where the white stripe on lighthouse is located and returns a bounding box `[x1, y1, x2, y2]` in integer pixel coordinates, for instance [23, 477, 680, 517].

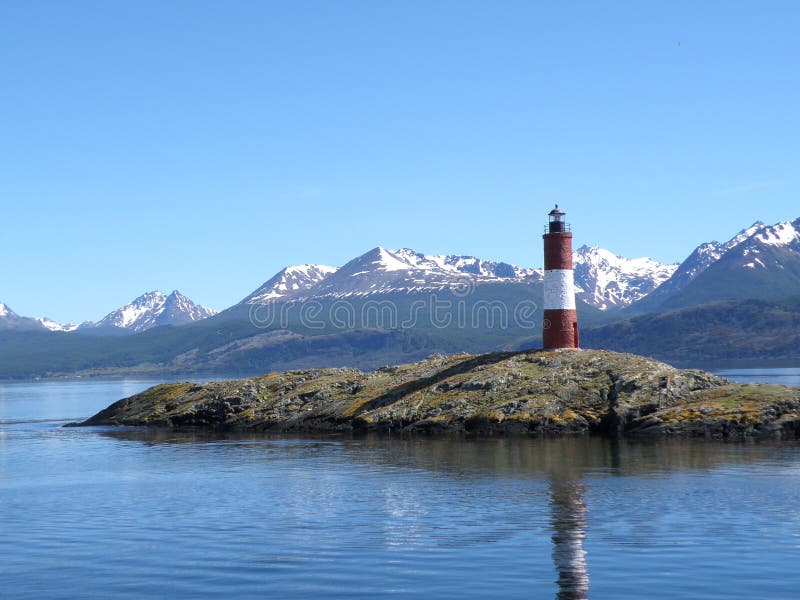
[544, 269, 576, 310]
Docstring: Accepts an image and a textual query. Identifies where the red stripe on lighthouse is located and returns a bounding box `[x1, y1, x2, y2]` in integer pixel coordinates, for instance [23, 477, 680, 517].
[544, 234, 573, 270]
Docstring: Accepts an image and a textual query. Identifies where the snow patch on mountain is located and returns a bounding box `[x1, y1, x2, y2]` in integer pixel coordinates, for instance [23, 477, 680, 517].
[743, 258, 767, 269]
[754, 221, 800, 247]
[376, 247, 415, 272]
[0, 303, 10, 318]
[387, 248, 541, 280]
[36, 317, 79, 332]
[728, 221, 765, 248]
[683, 242, 726, 279]
[422, 251, 540, 280]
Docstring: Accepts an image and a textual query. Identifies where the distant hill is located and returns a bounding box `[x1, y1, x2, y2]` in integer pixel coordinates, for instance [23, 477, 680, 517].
[583, 296, 800, 365]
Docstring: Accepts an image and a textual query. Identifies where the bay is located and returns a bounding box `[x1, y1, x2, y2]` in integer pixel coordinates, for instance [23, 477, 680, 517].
[1, 372, 799, 599]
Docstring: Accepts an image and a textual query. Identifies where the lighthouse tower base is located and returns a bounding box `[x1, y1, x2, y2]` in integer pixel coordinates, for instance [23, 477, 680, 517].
[543, 309, 579, 349]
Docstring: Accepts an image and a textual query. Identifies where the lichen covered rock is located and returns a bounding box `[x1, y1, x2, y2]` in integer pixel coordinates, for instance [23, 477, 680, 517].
[78, 349, 800, 439]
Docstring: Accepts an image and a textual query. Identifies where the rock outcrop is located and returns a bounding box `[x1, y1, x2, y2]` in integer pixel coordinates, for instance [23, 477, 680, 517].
[78, 349, 800, 440]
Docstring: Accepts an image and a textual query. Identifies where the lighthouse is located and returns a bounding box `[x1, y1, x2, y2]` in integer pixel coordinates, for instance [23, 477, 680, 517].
[542, 205, 579, 349]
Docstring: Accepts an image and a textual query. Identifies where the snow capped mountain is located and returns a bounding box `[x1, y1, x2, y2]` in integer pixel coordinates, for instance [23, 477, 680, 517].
[704, 219, 800, 268]
[683, 221, 765, 277]
[0, 303, 10, 318]
[706, 219, 800, 280]
[241, 247, 543, 303]
[572, 246, 678, 309]
[635, 221, 767, 307]
[633, 217, 800, 310]
[241, 264, 338, 304]
[87, 290, 217, 333]
[90, 291, 169, 330]
[286, 247, 543, 299]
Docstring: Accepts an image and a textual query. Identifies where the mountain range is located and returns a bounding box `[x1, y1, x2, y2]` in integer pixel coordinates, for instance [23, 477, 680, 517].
[1, 216, 799, 377]
[0, 245, 674, 333]
[236, 245, 673, 309]
[0, 291, 216, 334]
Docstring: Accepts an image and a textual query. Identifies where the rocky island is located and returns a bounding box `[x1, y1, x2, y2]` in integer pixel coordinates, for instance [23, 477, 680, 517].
[77, 349, 800, 440]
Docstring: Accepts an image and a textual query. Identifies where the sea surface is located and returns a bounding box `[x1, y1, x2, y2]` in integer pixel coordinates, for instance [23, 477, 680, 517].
[1, 369, 800, 599]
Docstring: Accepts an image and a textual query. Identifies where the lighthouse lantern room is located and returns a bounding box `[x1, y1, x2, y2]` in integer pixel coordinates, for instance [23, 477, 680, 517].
[542, 205, 579, 349]
[547, 205, 567, 233]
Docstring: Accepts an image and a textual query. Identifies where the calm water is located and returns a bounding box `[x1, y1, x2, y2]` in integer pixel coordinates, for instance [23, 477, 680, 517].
[1, 372, 800, 599]
[716, 367, 800, 387]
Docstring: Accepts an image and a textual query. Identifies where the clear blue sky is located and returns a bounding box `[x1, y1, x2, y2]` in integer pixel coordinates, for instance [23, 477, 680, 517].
[2, 1, 798, 323]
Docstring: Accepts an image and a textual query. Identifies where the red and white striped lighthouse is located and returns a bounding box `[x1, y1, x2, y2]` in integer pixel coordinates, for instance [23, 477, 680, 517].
[542, 205, 579, 349]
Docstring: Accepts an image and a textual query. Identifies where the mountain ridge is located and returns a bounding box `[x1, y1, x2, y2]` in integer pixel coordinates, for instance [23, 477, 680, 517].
[236, 245, 672, 310]
[630, 218, 800, 312]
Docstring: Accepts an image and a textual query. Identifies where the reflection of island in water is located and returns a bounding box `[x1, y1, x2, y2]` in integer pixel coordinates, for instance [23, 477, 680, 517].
[92, 430, 781, 598]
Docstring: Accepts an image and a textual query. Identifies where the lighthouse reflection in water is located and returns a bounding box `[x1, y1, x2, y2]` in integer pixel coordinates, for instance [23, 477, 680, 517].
[550, 479, 589, 598]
